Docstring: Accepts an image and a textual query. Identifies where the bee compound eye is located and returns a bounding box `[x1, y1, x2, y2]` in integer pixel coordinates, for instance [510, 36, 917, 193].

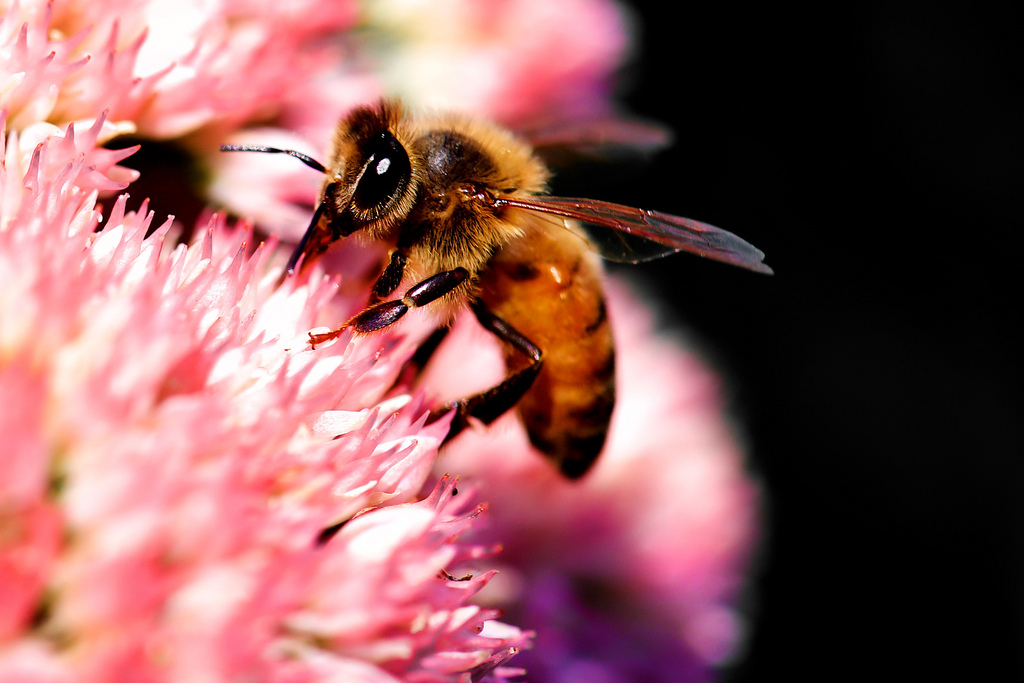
[352, 131, 412, 214]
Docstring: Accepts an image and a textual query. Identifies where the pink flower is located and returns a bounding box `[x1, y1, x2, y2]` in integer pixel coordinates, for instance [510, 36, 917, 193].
[0, 120, 529, 681]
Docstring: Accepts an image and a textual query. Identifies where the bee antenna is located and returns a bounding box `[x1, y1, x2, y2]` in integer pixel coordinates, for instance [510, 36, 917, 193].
[219, 144, 327, 173]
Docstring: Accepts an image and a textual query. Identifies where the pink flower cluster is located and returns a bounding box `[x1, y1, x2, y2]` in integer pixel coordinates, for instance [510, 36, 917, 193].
[2, 1, 761, 681]
[0, 115, 529, 681]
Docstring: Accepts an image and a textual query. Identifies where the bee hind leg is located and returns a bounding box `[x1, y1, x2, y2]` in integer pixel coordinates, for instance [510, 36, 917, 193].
[430, 301, 543, 440]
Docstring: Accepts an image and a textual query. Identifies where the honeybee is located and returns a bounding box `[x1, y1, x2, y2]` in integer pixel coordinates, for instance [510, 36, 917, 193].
[222, 100, 771, 478]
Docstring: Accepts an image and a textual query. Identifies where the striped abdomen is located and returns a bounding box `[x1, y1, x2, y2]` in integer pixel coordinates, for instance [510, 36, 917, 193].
[477, 219, 615, 478]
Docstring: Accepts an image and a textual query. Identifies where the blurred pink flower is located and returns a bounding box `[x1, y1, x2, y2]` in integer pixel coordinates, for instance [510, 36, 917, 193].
[361, 0, 632, 125]
[0, 120, 529, 681]
[421, 279, 761, 682]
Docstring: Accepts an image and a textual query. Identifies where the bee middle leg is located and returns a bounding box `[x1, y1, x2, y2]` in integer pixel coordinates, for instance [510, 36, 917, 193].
[431, 301, 544, 441]
[309, 267, 469, 346]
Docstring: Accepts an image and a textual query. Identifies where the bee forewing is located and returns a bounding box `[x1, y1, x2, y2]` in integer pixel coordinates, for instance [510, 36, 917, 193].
[497, 196, 773, 274]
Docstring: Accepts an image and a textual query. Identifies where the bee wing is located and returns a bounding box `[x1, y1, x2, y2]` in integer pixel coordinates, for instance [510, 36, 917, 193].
[496, 196, 773, 274]
[522, 116, 674, 164]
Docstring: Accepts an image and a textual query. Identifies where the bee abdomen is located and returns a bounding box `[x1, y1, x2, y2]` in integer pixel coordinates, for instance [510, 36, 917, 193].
[479, 226, 616, 478]
[519, 335, 615, 478]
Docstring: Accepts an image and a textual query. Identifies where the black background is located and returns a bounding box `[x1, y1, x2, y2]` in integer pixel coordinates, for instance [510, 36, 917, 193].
[590, 3, 1023, 680]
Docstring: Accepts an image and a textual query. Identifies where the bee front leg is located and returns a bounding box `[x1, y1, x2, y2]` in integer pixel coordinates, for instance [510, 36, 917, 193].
[431, 301, 544, 439]
[309, 268, 469, 346]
